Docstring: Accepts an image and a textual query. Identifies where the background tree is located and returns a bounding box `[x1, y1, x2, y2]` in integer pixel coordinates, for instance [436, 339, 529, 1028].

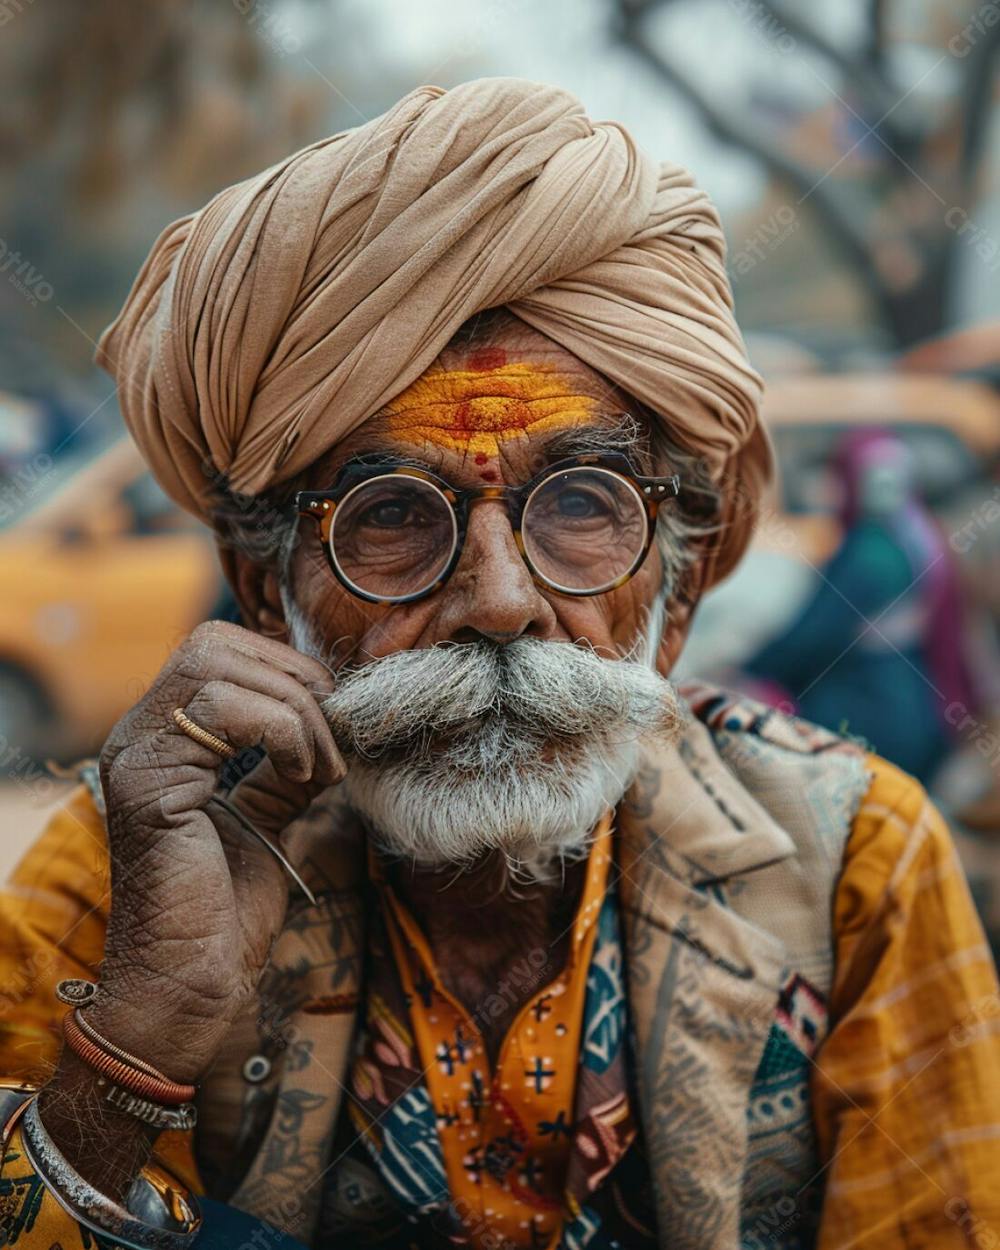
[614, 0, 1000, 348]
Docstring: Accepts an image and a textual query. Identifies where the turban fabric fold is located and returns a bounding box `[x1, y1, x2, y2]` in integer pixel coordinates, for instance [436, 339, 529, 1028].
[97, 76, 769, 587]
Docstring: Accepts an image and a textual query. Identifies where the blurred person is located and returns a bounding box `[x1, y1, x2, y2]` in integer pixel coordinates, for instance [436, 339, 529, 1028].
[747, 429, 976, 782]
[0, 80, 997, 1250]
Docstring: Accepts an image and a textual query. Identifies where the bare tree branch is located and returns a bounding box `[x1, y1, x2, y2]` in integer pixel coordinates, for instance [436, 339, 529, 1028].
[864, 0, 887, 70]
[955, 19, 1000, 204]
[613, 0, 997, 345]
[754, 1, 914, 160]
[615, 2, 895, 327]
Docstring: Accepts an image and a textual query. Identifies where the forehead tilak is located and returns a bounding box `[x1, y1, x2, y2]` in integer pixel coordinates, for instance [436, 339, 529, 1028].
[380, 359, 610, 459]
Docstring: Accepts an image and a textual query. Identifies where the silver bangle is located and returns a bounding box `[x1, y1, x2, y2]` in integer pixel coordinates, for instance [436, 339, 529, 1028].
[21, 1098, 200, 1250]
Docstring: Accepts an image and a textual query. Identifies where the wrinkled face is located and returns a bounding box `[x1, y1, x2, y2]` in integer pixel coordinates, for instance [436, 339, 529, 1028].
[285, 318, 665, 665]
[235, 316, 685, 871]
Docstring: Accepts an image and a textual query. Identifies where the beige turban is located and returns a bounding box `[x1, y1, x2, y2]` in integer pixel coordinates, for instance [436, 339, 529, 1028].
[97, 76, 768, 587]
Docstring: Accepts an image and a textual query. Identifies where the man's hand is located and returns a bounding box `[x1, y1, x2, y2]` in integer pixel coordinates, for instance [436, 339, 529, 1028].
[37, 620, 347, 1205]
[88, 619, 346, 1082]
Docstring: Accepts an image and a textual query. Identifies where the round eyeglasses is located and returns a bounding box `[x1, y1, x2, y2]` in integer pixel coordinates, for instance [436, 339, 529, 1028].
[296, 452, 681, 605]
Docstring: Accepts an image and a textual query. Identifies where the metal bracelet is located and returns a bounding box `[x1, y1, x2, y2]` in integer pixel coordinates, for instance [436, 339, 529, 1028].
[21, 1098, 200, 1250]
[62, 1012, 197, 1106]
[73, 1009, 171, 1081]
[102, 1081, 198, 1131]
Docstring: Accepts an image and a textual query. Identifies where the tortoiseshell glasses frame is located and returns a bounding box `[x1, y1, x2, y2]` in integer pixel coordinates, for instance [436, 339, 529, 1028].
[296, 451, 681, 605]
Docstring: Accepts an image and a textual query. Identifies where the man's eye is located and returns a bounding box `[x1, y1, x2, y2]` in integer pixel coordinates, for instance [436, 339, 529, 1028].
[556, 488, 607, 518]
[361, 498, 414, 527]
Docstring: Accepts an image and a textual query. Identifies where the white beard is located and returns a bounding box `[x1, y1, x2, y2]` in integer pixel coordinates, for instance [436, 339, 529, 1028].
[285, 594, 677, 876]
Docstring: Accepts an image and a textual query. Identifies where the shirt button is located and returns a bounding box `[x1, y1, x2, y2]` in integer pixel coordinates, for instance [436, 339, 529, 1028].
[242, 1054, 272, 1083]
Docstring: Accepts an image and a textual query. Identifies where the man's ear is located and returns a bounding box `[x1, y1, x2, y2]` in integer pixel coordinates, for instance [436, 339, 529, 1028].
[216, 545, 289, 641]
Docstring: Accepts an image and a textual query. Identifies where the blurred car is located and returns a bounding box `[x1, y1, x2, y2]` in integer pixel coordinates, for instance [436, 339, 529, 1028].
[896, 319, 1000, 378]
[760, 371, 1000, 556]
[0, 439, 225, 762]
[0, 388, 90, 484]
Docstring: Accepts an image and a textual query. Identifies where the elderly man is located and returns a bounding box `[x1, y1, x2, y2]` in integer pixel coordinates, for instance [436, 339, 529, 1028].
[1, 79, 998, 1250]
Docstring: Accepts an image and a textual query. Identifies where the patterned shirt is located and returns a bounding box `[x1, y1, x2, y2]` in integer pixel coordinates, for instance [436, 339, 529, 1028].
[318, 811, 658, 1248]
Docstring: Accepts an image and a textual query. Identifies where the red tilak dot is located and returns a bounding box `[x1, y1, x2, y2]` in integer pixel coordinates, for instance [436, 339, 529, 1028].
[474, 452, 488, 465]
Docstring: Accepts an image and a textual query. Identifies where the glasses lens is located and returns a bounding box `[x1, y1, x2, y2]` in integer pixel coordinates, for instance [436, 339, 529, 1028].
[331, 474, 457, 601]
[522, 466, 648, 593]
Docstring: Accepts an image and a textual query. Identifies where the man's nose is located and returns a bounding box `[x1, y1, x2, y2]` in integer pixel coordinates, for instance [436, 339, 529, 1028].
[438, 502, 558, 644]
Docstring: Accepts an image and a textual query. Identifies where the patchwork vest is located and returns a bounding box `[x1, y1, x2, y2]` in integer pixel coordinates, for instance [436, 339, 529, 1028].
[617, 683, 871, 1249]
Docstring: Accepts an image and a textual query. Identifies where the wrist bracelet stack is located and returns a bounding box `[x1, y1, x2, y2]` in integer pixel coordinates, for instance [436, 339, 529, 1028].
[56, 980, 197, 1132]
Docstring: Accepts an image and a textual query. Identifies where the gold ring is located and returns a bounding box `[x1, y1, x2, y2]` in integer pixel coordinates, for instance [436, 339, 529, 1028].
[172, 708, 239, 760]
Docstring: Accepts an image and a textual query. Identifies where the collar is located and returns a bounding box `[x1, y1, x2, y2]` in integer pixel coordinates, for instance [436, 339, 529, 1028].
[618, 713, 798, 889]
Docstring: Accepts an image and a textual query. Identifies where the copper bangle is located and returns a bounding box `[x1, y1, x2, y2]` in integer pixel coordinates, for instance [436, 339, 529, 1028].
[62, 1013, 196, 1106]
[72, 1010, 167, 1081]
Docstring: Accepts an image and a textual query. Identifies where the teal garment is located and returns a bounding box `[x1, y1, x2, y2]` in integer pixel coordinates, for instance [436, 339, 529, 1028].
[746, 520, 948, 781]
[188, 1199, 309, 1250]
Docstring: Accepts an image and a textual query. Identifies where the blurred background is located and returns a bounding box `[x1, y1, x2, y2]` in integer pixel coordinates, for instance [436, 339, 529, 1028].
[1, 0, 998, 950]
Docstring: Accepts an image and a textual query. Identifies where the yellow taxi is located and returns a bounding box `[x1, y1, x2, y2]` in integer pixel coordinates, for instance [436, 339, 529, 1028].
[0, 439, 224, 761]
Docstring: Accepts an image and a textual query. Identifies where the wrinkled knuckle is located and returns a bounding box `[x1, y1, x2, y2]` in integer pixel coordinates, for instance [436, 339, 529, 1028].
[268, 697, 300, 732]
[100, 727, 125, 772]
[190, 619, 229, 645]
[176, 621, 233, 677]
[268, 715, 312, 773]
[281, 682, 323, 722]
[296, 654, 335, 690]
[106, 738, 154, 785]
[105, 759, 167, 835]
[188, 679, 228, 710]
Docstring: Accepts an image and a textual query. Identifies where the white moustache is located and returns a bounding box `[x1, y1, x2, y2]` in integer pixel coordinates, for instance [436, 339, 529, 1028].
[318, 637, 679, 762]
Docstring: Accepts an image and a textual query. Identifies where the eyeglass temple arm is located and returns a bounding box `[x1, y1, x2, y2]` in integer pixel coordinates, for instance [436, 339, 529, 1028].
[633, 472, 681, 499]
[296, 493, 333, 518]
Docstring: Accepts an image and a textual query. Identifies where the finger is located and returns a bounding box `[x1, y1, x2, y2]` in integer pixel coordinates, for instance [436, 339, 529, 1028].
[226, 754, 328, 843]
[184, 621, 336, 698]
[157, 646, 344, 785]
[180, 682, 317, 783]
[184, 633, 343, 783]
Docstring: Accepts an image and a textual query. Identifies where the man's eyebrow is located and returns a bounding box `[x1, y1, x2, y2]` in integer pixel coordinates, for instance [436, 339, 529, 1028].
[543, 412, 646, 461]
[336, 448, 440, 473]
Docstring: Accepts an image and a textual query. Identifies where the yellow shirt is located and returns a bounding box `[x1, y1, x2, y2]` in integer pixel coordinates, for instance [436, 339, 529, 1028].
[812, 755, 1000, 1248]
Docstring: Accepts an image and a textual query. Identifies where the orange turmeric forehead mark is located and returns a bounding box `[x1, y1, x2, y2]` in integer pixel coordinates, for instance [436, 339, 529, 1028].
[382, 360, 600, 459]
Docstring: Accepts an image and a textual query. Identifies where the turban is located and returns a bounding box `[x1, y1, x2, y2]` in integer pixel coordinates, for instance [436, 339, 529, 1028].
[97, 77, 769, 588]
